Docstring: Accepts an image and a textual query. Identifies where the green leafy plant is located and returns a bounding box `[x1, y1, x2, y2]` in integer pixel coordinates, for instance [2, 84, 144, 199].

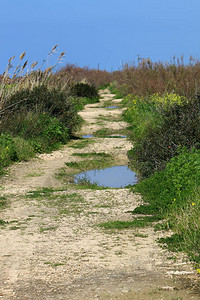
[71, 82, 99, 100]
[0, 134, 16, 172]
[124, 93, 200, 178]
[13, 136, 35, 161]
[132, 147, 200, 265]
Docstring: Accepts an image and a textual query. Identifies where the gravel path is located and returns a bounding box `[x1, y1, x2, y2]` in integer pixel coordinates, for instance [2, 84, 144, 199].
[0, 89, 199, 299]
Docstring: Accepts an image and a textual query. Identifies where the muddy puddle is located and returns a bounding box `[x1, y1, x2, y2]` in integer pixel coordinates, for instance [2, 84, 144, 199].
[74, 165, 137, 188]
[82, 134, 94, 138]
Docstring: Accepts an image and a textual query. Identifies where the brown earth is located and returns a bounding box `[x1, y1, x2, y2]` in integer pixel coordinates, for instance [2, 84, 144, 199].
[0, 89, 199, 300]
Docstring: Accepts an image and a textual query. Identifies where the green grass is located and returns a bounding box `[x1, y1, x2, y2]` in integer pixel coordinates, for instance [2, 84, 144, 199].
[26, 187, 58, 199]
[0, 196, 7, 209]
[157, 234, 185, 252]
[93, 128, 113, 137]
[0, 219, 7, 226]
[72, 152, 111, 158]
[39, 226, 58, 233]
[93, 128, 126, 138]
[65, 161, 80, 168]
[130, 147, 200, 266]
[74, 176, 108, 190]
[44, 261, 65, 267]
[97, 115, 122, 122]
[99, 216, 161, 230]
[26, 188, 86, 216]
[24, 171, 45, 178]
[69, 139, 94, 149]
[65, 155, 113, 172]
[134, 233, 148, 238]
[9, 226, 21, 230]
[26, 188, 84, 204]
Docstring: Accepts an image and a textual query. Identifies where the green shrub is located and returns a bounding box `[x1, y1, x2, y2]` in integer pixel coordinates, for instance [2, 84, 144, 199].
[168, 199, 200, 264]
[133, 147, 200, 214]
[109, 81, 128, 98]
[0, 134, 16, 171]
[124, 93, 200, 178]
[1, 84, 81, 135]
[70, 96, 99, 112]
[13, 137, 35, 161]
[2, 111, 69, 143]
[123, 94, 163, 141]
[0, 134, 35, 172]
[132, 148, 200, 265]
[71, 83, 99, 100]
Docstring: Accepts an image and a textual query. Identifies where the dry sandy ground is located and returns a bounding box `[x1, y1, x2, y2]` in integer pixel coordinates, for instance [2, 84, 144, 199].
[0, 89, 199, 299]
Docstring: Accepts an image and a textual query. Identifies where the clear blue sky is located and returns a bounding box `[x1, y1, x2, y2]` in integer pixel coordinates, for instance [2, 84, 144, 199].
[0, 0, 200, 72]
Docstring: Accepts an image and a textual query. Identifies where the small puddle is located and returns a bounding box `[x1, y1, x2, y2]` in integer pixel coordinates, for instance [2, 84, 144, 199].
[106, 106, 118, 109]
[74, 165, 137, 188]
[82, 135, 94, 138]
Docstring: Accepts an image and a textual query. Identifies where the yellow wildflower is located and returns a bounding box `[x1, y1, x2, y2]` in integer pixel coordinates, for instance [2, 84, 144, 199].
[192, 203, 196, 206]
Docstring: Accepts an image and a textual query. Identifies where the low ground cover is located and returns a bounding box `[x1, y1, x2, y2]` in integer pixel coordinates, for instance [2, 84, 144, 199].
[121, 90, 200, 268]
[132, 148, 200, 266]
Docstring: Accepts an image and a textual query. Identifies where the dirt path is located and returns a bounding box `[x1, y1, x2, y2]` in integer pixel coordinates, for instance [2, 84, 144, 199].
[0, 89, 199, 299]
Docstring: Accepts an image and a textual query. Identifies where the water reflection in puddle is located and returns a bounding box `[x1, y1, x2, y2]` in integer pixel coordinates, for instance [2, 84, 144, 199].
[74, 165, 137, 188]
[106, 106, 118, 109]
[82, 135, 94, 138]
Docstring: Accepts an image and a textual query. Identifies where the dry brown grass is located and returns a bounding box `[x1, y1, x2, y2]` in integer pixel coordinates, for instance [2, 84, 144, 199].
[112, 56, 200, 98]
[0, 46, 70, 115]
[55, 64, 113, 88]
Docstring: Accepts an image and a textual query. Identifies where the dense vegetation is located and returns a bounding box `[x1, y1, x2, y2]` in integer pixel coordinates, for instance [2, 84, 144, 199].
[120, 75, 200, 268]
[0, 50, 100, 173]
[112, 56, 200, 99]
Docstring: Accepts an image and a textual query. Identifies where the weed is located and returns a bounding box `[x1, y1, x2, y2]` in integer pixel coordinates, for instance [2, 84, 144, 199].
[26, 188, 86, 216]
[0, 134, 16, 172]
[115, 250, 123, 255]
[134, 233, 148, 238]
[97, 115, 122, 122]
[93, 128, 126, 138]
[131, 147, 200, 265]
[9, 226, 21, 230]
[109, 82, 126, 98]
[94, 204, 112, 208]
[44, 261, 64, 267]
[74, 176, 108, 190]
[24, 171, 45, 178]
[69, 139, 94, 149]
[72, 152, 111, 158]
[39, 226, 58, 233]
[65, 162, 79, 168]
[13, 136, 35, 161]
[0, 219, 7, 226]
[0, 196, 7, 209]
[99, 218, 154, 230]
[26, 187, 56, 199]
[65, 155, 113, 172]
